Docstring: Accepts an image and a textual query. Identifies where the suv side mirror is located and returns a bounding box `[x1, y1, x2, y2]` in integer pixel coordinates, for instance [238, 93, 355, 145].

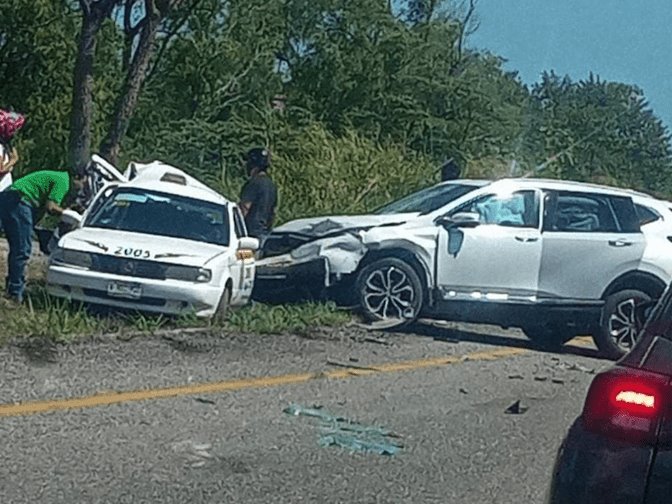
[437, 212, 481, 229]
[238, 236, 260, 251]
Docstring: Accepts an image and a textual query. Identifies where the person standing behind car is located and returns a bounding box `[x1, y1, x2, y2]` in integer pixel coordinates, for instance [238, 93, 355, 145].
[0, 143, 19, 192]
[0, 143, 19, 238]
[239, 147, 278, 240]
[0, 110, 26, 233]
[0, 169, 85, 303]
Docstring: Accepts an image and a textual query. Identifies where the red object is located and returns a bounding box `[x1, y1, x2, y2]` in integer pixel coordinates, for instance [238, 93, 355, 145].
[582, 366, 669, 445]
[0, 110, 26, 141]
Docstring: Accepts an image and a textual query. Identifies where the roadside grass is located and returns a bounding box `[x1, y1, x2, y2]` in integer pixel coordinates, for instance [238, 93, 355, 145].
[0, 242, 352, 347]
[0, 284, 352, 347]
[225, 301, 351, 335]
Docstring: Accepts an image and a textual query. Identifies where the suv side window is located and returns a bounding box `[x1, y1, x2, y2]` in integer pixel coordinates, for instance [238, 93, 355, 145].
[233, 207, 248, 238]
[545, 191, 624, 232]
[453, 190, 539, 229]
[609, 196, 640, 233]
[635, 203, 661, 226]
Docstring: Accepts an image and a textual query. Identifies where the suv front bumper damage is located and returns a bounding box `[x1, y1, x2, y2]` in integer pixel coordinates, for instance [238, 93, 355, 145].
[253, 232, 367, 302]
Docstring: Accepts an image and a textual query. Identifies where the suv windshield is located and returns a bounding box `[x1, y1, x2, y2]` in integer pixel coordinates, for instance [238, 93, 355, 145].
[86, 188, 230, 246]
[373, 183, 482, 215]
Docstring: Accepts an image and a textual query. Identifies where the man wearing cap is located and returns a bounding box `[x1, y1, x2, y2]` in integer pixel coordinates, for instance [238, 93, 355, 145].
[239, 148, 278, 240]
[0, 169, 85, 302]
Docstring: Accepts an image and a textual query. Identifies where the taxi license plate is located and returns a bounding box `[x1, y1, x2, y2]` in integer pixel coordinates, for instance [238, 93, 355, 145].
[107, 281, 142, 299]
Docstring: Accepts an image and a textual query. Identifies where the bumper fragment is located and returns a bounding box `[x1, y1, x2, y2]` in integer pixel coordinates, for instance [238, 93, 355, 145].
[47, 265, 222, 317]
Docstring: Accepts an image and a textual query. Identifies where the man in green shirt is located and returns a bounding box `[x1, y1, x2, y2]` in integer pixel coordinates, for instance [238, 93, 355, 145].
[0, 170, 85, 302]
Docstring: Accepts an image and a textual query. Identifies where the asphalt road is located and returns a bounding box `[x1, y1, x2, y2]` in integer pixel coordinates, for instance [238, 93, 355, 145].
[0, 322, 609, 504]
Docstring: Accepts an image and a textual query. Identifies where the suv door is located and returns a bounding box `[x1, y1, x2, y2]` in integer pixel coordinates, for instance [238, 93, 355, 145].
[538, 191, 645, 300]
[230, 206, 255, 304]
[435, 189, 543, 301]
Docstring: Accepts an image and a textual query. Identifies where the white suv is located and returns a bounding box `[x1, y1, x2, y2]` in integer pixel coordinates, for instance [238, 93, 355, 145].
[257, 178, 672, 359]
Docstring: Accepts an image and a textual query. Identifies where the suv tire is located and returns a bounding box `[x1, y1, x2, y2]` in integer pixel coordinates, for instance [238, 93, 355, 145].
[356, 257, 423, 329]
[595, 288, 652, 360]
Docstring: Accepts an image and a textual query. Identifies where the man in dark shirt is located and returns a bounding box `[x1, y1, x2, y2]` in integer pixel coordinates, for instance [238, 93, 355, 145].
[239, 148, 278, 240]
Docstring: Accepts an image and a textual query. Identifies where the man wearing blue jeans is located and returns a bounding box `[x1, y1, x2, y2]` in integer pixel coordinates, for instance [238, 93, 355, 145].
[0, 169, 85, 302]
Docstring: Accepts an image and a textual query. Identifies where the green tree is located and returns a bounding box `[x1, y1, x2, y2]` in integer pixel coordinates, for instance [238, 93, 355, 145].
[528, 72, 672, 194]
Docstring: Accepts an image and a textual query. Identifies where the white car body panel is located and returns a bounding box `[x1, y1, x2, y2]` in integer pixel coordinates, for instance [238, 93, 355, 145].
[436, 224, 543, 301]
[632, 195, 672, 281]
[538, 231, 646, 300]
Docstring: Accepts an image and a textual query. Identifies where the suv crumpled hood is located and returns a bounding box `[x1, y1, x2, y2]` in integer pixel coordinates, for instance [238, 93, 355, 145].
[273, 213, 415, 236]
[262, 213, 415, 258]
[58, 227, 228, 267]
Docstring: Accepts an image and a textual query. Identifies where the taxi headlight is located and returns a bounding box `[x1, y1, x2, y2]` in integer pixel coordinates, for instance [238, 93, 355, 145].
[165, 265, 212, 283]
[50, 248, 93, 269]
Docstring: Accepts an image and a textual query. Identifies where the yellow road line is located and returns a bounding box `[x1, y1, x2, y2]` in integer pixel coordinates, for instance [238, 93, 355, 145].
[0, 347, 527, 419]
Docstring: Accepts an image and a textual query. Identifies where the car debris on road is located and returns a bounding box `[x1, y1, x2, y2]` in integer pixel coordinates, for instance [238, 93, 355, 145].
[284, 403, 403, 456]
[505, 400, 528, 415]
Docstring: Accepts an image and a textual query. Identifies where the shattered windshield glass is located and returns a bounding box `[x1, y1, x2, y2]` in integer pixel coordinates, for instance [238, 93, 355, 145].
[373, 183, 482, 215]
[85, 188, 230, 246]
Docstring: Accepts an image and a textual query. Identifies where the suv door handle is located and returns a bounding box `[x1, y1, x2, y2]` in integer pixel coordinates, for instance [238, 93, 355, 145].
[609, 239, 633, 247]
[515, 236, 539, 243]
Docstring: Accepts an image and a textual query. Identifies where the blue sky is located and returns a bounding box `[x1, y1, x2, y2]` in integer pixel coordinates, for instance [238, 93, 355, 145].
[468, 0, 672, 130]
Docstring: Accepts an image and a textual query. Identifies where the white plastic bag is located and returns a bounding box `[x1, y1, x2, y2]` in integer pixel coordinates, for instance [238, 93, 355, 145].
[0, 171, 12, 192]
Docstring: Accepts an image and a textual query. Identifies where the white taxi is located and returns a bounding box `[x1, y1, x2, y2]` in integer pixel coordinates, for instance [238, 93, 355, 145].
[46, 160, 258, 319]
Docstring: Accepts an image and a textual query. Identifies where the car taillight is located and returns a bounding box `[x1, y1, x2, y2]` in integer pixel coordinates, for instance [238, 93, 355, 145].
[582, 367, 669, 445]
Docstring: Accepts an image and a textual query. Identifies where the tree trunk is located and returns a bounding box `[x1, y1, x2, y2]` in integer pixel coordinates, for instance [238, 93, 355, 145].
[100, 3, 161, 165]
[68, 12, 104, 174]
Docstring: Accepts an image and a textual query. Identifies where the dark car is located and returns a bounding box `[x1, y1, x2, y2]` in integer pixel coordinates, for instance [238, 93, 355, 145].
[547, 284, 672, 503]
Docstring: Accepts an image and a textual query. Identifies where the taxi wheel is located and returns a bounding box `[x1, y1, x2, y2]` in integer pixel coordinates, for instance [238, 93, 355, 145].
[212, 286, 232, 324]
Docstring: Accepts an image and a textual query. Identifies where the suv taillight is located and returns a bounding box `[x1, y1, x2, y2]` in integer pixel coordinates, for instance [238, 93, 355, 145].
[582, 367, 669, 445]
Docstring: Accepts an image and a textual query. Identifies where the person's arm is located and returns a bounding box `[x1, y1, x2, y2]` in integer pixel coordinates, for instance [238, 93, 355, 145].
[268, 205, 276, 228]
[0, 148, 18, 174]
[239, 201, 252, 218]
[45, 200, 65, 216]
[239, 179, 258, 218]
